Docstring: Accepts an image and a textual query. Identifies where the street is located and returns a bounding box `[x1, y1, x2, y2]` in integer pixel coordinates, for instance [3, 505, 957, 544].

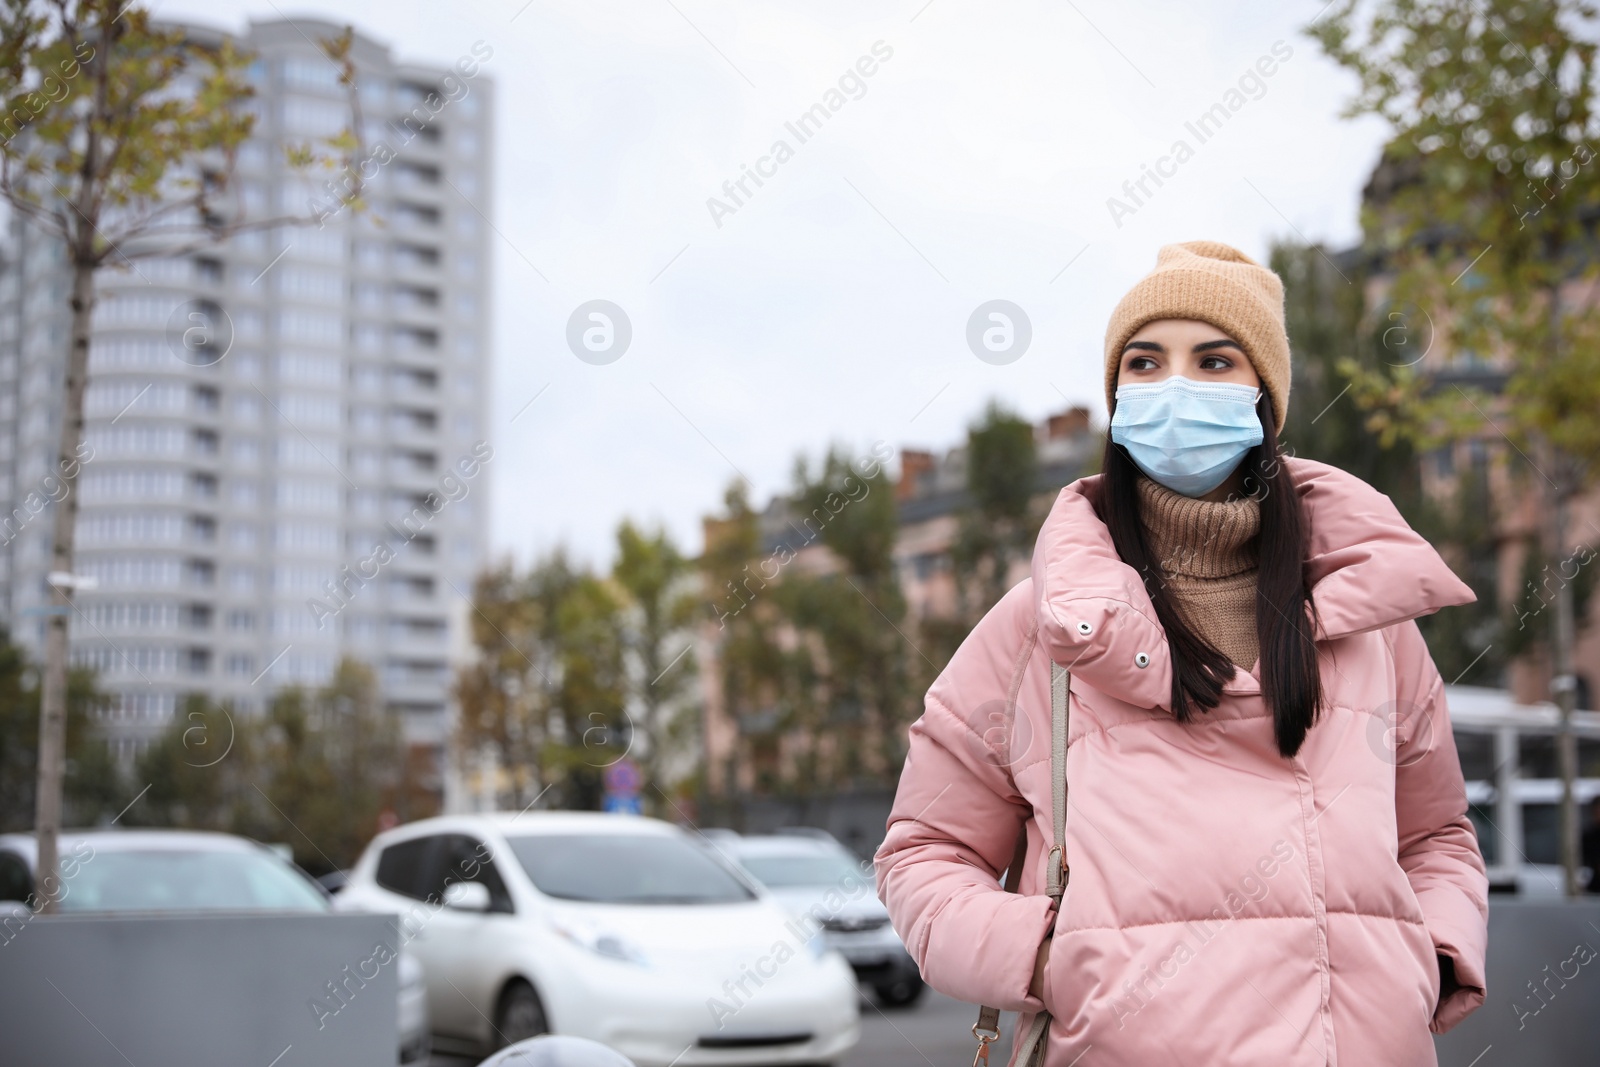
[429, 986, 979, 1066]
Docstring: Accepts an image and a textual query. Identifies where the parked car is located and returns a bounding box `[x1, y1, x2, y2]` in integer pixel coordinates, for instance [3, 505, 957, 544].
[335, 811, 861, 1065]
[0, 829, 430, 1064]
[718, 832, 926, 1007]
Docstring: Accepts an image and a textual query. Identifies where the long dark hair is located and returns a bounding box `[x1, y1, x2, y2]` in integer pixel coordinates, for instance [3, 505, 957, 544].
[1099, 392, 1324, 757]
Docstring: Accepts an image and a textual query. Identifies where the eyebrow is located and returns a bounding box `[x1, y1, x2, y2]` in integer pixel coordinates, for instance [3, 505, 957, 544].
[1121, 338, 1243, 356]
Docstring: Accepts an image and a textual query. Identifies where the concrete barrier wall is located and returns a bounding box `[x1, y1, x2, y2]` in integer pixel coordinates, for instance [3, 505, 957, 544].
[1435, 899, 1600, 1066]
[0, 912, 397, 1067]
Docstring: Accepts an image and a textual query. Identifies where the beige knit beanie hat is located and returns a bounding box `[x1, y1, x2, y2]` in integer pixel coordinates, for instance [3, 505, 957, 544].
[1103, 241, 1291, 432]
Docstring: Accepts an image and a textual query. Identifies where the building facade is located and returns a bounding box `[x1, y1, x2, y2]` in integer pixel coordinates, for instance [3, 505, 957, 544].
[0, 18, 494, 799]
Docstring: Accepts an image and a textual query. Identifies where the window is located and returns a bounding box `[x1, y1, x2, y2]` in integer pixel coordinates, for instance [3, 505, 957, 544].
[277, 392, 341, 427]
[1519, 735, 1559, 779]
[282, 56, 342, 92]
[376, 836, 435, 901]
[394, 203, 440, 229]
[281, 95, 347, 136]
[506, 833, 756, 905]
[371, 835, 513, 911]
[1521, 803, 1559, 866]
[0, 851, 34, 902]
[85, 381, 186, 416]
[78, 513, 184, 546]
[437, 834, 513, 913]
[193, 386, 220, 413]
[277, 309, 344, 347]
[57, 849, 327, 913]
[288, 229, 346, 264]
[274, 520, 339, 554]
[1453, 730, 1496, 781]
[395, 162, 439, 188]
[276, 435, 341, 469]
[276, 479, 340, 513]
[278, 266, 343, 304]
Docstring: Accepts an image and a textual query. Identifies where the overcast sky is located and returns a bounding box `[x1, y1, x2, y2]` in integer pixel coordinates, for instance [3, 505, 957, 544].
[146, 0, 1388, 572]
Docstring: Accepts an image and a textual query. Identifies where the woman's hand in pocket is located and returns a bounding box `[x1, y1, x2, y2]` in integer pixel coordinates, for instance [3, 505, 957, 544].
[1029, 932, 1053, 1000]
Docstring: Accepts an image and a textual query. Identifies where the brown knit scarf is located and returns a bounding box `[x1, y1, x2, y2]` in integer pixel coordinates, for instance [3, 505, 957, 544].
[1134, 475, 1262, 670]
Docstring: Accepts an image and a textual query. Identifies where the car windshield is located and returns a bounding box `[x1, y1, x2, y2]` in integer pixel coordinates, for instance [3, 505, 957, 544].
[506, 833, 757, 905]
[58, 848, 330, 913]
[737, 852, 867, 889]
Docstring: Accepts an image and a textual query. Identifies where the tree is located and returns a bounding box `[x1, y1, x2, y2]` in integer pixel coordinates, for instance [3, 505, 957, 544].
[132, 694, 258, 834]
[698, 482, 794, 806]
[950, 401, 1042, 622]
[1311, 0, 1600, 893]
[455, 552, 630, 812]
[611, 521, 698, 811]
[1272, 239, 1503, 683]
[0, 629, 117, 832]
[253, 660, 403, 876]
[132, 659, 405, 875]
[0, 1, 364, 909]
[781, 446, 921, 786]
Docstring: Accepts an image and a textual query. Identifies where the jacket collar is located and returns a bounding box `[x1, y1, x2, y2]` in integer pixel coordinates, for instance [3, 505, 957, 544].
[1030, 457, 1476, 710]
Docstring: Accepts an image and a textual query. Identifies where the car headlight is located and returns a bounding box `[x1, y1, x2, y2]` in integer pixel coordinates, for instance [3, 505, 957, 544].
[550, 917, 651, 967]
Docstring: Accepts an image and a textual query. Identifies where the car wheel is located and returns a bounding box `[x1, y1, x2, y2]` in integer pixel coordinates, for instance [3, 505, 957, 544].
[494, 979, 549, 1048]
[873, 974, 926, 1008]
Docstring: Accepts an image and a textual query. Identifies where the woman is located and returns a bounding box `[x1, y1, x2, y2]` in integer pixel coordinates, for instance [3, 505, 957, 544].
[874, 242, 1488, 1066]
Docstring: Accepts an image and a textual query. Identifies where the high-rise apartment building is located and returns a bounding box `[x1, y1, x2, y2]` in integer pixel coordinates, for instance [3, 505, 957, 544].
[0, 18, 494, 799]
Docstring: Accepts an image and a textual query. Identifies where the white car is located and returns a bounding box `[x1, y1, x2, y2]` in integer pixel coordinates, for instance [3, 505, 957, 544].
[720, 832, 925, 1008]
[335, 811, 861, 1065]
[0, 829, 430, 1063]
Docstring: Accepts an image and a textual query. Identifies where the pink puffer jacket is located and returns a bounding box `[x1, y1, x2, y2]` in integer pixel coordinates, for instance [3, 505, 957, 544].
[875, 458, 1488, 1066]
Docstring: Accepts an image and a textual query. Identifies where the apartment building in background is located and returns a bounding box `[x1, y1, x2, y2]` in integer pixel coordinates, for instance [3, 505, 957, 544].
[0, 18, 494, 803]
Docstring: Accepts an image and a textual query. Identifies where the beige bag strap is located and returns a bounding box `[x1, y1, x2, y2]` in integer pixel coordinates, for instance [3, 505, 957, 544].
[970, 661, 1070, 1067]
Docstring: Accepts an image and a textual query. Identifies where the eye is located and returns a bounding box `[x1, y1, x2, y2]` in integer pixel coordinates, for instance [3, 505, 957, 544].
[1126, 354, 1158, 372]
[1199, 353, 1235, 371]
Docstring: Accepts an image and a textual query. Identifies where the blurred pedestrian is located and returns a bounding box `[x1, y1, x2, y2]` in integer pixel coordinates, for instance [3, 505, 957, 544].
[874, 242, 1489, 1066]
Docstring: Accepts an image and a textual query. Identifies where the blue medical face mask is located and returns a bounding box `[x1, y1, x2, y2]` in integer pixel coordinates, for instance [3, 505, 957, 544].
[1110, 377, 1264, 497]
